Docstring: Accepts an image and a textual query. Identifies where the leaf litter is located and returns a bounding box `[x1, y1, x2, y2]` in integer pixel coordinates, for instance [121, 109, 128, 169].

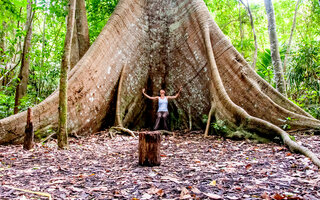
[0, 131, 319, 199]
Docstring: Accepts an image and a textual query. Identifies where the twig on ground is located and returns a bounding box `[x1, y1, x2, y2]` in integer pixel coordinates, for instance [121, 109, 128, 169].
[41, 133, 56, 144]
[158, 130, 176, 137]
[3, 185, 52, 200]
[110, 126, 137, 138]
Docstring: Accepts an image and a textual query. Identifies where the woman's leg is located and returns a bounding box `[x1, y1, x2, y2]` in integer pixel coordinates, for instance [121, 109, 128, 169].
[153, 112, 162, 130]
[162, 111, 169, 130]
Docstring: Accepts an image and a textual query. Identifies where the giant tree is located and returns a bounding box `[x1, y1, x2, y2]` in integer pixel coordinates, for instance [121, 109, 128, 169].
[0, 0, 319, 166]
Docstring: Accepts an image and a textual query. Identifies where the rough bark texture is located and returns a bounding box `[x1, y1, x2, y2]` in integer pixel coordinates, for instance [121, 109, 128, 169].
[116, 64, 127, 127]
[58, 0, 76, 149]
[70, 0, 90, 69]
[0, 0, 319, 165]
[23, 108, 34, 150]
[70, 23, 80, 69]
[283, 0, 301, 74]
[139, 131, 161, 166]
[14, 0, 34, 114]
[264, 0, 286, 96]
[75, 0, 90, 58]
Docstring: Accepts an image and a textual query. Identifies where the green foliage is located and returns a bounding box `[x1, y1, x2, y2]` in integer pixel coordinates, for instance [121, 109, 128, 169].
[211, 120, 228, 135]
[281, 117, 297, 130]
[256, 49, 273, 85]
[86, 0, 119, 42]
[287, 40, 320, 118]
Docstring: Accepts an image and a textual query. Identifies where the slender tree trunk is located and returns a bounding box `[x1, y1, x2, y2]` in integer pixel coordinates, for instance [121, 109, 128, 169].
[58, 0, 76, 149]
[239, 0, 258, 69]
[0, 22, 5, 87]
[38, 14, 47, 101]
[0, 22, 5, 62]
[75, 0, 90, 58]
[12, 7, 22, 65]
[264, 0, 287, 96]
[283, 0, 301, 74]
[14, 0, 34, 114]
[69, 0, 90, 69]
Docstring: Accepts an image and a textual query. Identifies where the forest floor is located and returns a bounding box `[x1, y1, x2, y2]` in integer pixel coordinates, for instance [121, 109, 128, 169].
[0, 130, 319, 200]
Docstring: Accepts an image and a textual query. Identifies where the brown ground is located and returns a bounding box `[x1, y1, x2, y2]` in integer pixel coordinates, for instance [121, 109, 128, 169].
[0, 131, 319, 200]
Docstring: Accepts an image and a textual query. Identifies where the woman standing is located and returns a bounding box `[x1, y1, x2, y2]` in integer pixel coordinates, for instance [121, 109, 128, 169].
[142, 87, 182, 130]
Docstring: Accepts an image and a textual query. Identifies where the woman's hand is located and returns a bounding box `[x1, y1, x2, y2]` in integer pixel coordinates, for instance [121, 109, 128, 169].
[142, 88, 145, 93]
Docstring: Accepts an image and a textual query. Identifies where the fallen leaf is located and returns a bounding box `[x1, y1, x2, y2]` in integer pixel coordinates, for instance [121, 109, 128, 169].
[161, 176, 181, 183]
[141, 193, 152, 200]
[204, 193, 222, 199]
[272, 193, 285, 200]
[180, 187, 191, 199]
[245, 164, 252, 170]
[209, 180, 217, 186]
[191, 187, 202, 194]
[261, 191, 271, 200]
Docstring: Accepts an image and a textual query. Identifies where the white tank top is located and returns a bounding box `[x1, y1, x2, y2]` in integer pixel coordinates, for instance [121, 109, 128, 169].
[158, 97, 168, 112]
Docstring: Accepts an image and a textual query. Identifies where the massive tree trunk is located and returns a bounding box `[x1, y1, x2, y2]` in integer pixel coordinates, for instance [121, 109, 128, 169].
[14, 0, 34, 114]
[283, 0, 301, 74]
[264, 0, 287, 96]
[58, 0, 76, 149]
[0, 0, 319, 164]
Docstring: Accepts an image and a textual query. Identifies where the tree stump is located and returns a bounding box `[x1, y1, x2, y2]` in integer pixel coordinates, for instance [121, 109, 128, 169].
[139, 131, 161, 166]
[23, 108, 34, 150]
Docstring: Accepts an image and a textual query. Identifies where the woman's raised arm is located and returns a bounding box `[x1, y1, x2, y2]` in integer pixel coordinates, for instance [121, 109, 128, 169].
[142, 88, 158, 100]
[167, 86, 182, 99]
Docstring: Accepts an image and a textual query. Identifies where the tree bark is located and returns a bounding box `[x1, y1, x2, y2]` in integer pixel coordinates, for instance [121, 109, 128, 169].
[0, 22, 5, 63]
[14, 0, 34, 114]
[75, 0, 90, 58]
[23, 108, 34, 150]
[70, 23, 80, 69]
[58, 0, 76, 149]
[69, 0, 90, 69]
[38, 14, 47, 101]
[283, 0, 301, 74]
[0, 22, 5, 87]
[139, 131, 161, 166]
[12, 7, 23, 65]
[264, 0, 287, 96]
[116, 64, 127, 127]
